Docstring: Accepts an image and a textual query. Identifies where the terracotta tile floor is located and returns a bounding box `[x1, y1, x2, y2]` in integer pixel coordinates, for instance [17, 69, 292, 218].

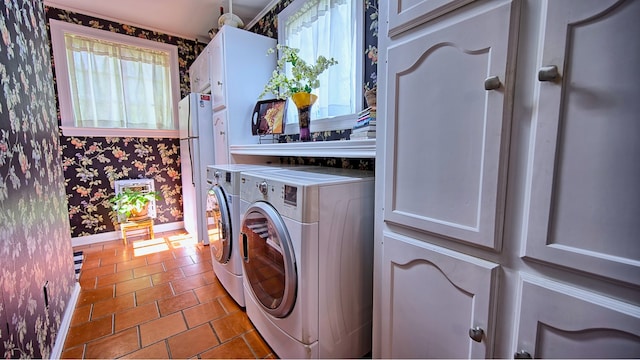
[62, 229, 276, 359]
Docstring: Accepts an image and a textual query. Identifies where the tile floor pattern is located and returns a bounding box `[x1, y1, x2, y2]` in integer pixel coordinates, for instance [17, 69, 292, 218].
[62, 229, 276, 359]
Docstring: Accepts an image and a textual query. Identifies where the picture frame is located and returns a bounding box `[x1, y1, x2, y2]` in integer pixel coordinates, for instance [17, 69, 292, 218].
[251, 99, 287, 135]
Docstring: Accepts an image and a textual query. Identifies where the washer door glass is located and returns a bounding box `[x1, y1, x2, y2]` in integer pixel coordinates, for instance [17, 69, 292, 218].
[207, 185, 231, 263]
[240, 201, 297, 318]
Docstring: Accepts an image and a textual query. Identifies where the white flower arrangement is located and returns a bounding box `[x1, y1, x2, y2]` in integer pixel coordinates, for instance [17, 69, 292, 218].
[259, 44, 338, 99]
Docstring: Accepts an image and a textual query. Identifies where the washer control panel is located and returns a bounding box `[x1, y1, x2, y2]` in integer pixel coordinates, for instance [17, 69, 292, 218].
[240, 173, 311, 222]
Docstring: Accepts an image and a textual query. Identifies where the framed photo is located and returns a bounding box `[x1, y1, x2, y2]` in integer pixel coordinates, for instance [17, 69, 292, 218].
[251, 99, 287, 135]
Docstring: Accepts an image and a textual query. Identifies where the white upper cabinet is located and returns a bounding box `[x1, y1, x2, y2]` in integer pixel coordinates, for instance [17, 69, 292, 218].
[383, 1, 518, 251]
[210, 32, 226, 112]
[189, 45, 211, 93]
[522, 0, 640, 286]
[380, 232, 499, 359]
[208, 26, 276, 148]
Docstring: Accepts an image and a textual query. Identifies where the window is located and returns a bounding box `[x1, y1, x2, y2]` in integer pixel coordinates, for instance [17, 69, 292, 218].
[278, 0, 363, 132]
[49, 19, 180, 138]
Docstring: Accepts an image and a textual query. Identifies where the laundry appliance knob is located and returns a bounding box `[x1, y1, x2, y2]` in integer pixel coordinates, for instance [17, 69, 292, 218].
[258, 181, 269, 195]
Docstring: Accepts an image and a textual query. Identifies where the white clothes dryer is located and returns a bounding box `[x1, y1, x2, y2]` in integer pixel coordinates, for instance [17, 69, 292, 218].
[206, 164, 278, 307]
[205, 163, 312, 307]
[238, 167, 375, 359]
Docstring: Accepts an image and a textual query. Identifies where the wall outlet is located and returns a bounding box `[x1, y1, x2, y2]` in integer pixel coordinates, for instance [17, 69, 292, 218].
[43, 281, 49, 308]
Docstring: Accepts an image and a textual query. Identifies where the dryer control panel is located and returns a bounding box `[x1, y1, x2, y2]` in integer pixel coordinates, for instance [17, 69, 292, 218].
[239, 174, 318, 223]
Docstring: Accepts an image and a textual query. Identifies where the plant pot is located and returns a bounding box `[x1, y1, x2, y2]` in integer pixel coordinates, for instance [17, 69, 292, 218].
[291, 92, 318, 142]
[128, 204, 149, 222]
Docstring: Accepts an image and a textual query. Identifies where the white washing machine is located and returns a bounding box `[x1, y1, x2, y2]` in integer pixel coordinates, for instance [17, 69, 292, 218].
[206, 164, 279, 307]
[205, 163, 310, 307]
[238, 167, 375, 359]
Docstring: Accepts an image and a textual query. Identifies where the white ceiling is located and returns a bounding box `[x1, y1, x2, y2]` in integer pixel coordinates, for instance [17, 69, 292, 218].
[44, 0, 277, 42]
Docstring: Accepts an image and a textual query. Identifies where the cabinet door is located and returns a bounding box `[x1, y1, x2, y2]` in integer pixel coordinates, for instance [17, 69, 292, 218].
[514, 274, 640, 358]
[380, 232, 499, 359]
[189, 49, 210, 93]
[387, 0, 474, 37]
[210, 33, 226, 112]
[522, 0, 640, 286]
[213, 110, 229, 164]
[383, 1, 518, 250]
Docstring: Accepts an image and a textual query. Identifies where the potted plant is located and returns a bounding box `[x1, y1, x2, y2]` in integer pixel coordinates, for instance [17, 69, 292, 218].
[259, 44, 337, 141]
[111, 187, 161, 222]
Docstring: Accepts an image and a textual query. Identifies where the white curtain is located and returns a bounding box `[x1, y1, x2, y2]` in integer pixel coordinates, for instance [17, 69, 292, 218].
[284, 0, 356, 121]
[65, 34, 173, 129]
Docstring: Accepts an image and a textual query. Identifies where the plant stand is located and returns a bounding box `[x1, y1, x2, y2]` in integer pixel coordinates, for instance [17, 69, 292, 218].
[120, 218, 154, 245]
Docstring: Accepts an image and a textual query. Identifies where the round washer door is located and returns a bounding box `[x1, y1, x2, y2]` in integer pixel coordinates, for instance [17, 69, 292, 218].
[240, 201, 297, 318]
[207, 185, 231, 263]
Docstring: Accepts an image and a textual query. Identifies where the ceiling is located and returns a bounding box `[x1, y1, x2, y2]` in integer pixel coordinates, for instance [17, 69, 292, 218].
[44, 0, 276, 42]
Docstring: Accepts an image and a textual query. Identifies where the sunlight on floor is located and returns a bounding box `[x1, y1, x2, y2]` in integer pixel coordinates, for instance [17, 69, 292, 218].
[168, 233, 199, 248]
[132, 238, 170, 257]
[130, 232, 200, 257]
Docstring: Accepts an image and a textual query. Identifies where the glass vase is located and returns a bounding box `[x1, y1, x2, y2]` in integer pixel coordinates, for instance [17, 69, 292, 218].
[291, 92, 318, 142]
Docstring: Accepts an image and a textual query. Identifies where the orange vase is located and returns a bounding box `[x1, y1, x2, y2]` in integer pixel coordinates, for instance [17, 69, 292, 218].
[291, 92, 317, 142]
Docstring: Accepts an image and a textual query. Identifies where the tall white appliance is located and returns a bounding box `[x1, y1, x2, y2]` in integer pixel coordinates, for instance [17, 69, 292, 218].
[178, 93, 214, 244]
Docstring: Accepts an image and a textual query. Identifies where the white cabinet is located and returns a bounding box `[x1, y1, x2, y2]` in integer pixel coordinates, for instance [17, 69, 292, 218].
[521, 0, 640, 286]
[208, 26, 276, 155]
[212, 110, 229, 164]
[210, 33, 226, 111]
[515, 274, 640, 359]
[375, 0, 640, 358]
[383, 0, 517, 251]
[189, 45, 211, 93]
[380, 232, 498, 359]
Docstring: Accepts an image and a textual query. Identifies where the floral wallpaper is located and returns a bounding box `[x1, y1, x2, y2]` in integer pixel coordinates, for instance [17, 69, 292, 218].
[0, 0, 76, 358]
[364, 0, 379, 93]
[45, 7, 204, 238]
[248, 0, 378, 170]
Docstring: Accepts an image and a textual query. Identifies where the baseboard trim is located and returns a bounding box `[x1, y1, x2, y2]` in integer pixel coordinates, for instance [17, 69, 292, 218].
[50, 282, 81, 359]
[71, 221, 185, 247]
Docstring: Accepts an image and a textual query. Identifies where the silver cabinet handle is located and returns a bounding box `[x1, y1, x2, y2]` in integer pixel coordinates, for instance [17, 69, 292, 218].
[514, 350, 532, 359]
[468, 327, 484, 342]
[538, 65, 559, 82]
[484, 76, 501, 90]
[217, 80, 223, 86]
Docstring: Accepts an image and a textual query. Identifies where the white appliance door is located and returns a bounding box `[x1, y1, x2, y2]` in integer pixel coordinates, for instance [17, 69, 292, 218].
[240, 201, 297, 318]
[179, 93, 213, 243]
[179, 137, 197, 236]
[207, 185, 231, 263]
[178, 94, 192, 139]
[194, 94, 212, 244]
[178, 94, 199, 237]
